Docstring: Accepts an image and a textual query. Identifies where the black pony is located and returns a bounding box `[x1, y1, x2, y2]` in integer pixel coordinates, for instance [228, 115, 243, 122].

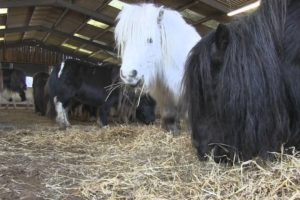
[32, 72, 49, 115]
[2, 68, 27, 102]
[183, 0, 300, 162]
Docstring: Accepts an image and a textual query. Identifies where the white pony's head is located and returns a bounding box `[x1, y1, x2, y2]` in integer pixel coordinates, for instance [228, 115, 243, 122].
[115, 4, 165, 86]
[115, 3, 201, 89]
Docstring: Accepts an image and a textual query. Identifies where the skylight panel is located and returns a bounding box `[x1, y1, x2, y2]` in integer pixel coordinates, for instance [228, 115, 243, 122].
[108, 0, 127, 10]
[87, 19, 109, 29]
[62, 43, 77, 50]
[0, 8, 8, 15]
[74, 33, 90, 40]
[78, 48, 92, 54]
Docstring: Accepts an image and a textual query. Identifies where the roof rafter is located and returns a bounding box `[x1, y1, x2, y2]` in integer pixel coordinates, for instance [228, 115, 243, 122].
[42, 8, 69, 43]
[0, 0, 56, 8]
[177, 0, 200, 12]
[0, 25, 116, 54]
[0, 0, 114, 25]
[0, 39, 101, 64]
[198, 0, 230, 13]
[72, 0, 112, 54]
[21, 6, 35, 41]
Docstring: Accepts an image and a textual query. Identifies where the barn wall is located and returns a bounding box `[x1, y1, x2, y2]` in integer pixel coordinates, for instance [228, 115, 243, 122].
[0, 62, 48, 76]
[0, 45, 68, 66]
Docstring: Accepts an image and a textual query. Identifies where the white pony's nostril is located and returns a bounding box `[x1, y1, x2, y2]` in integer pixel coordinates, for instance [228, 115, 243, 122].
[129, 70, 138, 78]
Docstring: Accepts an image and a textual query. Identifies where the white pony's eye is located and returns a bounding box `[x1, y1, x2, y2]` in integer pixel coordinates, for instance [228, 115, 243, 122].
[147, 38, 153, 44]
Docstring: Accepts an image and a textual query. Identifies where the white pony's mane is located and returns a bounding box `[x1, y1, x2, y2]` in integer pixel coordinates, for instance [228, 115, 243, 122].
[115, 3, 201, 69]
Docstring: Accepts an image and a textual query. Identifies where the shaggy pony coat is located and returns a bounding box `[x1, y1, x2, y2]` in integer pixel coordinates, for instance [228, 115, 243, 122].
[183, 0, 300, 162]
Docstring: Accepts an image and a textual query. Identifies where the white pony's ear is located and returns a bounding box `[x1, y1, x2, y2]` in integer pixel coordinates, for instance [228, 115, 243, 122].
[157, 6, 164, 25]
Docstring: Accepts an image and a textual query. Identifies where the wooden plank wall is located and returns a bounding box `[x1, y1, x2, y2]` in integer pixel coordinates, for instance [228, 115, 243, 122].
[0, 45, 73, 66]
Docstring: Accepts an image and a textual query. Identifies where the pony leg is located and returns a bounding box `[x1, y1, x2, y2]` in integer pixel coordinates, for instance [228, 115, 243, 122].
[5, 98, 9, 109]
[34, 100, 39, 113]
[12, 97, 16, 109]
[98, 106, 109, 128]
[151, 77, 181, 135]
[161, 108, 181, 135]
[54, 96, 71, 129]
[19, 90, 26, 102]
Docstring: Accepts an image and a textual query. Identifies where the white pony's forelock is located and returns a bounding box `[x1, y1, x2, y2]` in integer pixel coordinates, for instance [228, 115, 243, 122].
[115, 4, 160, 58]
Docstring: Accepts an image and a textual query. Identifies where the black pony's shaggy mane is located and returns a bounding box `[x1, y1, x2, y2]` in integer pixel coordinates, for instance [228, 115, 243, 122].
[183, 0, 300, 162]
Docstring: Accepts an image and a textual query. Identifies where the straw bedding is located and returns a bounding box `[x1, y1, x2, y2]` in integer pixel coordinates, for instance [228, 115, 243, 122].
[0, 109, 299, 199]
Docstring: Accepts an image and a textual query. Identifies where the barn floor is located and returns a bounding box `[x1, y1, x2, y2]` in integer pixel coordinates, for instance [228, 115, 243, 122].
[0, 109, 299, 199]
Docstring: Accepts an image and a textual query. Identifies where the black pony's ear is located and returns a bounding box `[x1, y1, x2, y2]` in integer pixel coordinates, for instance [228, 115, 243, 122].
[215, 24, 229, 51]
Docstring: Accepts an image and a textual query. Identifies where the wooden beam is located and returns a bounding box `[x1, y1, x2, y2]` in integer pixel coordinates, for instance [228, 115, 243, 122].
[193, 13, 230, 26]
[78, 28, 111, 54]
[56, 0, 114, 25]
[177, 0, 200, 12]
[88, 49, 103, 58]
[0, 0, 55, 8]
[0, 26, 116, 53]
[56, 0, 115, 26]
[0, 0, 114, 25]
[42, 8, 69, 42]
[198, 0, 230, 13]
[73, 0, 111, 55]
[60, 15, 89, 46]
[195, 23, 213, 35]
[0, 26, 42, 34]
[21, 6, 35, 41]
[0, 39, 102, 64]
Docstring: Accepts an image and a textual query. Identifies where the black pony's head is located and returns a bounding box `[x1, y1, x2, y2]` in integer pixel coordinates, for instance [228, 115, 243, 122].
[8, 68, 27, 92]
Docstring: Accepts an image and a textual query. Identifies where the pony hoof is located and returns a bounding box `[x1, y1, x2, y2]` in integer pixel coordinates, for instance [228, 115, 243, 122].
[58, 126, 67, 131]
[162, 124, 181, 136]
[171, 128, 181, 136]
[162, 121, 181, 136]
[168, 126, 180, 136]
[97, 120, 108, 128]
[58, 123, 71, 130]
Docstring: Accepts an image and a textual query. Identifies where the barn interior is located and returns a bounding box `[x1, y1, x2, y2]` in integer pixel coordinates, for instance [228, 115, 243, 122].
[0, 0, 257, 76]
[1, 1, 299, 200]
[0, 0, 258, 106]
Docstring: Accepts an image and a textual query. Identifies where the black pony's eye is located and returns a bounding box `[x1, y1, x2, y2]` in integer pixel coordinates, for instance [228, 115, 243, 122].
[147, 38, 153, 44]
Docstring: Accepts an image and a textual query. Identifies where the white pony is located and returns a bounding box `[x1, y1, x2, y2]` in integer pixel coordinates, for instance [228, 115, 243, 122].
[115, 3, 201, 134]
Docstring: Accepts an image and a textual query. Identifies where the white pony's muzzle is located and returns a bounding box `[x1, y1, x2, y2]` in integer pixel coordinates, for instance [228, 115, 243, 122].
[120, 69, 142, 87]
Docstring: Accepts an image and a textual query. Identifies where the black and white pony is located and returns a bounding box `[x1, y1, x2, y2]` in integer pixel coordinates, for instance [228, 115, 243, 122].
[115, 3, 201, 134]
[183, 0, 300, 162]
[1, 68, 27, 108]
[47, 59, 120, 129]
[46, 59, 156, 128]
